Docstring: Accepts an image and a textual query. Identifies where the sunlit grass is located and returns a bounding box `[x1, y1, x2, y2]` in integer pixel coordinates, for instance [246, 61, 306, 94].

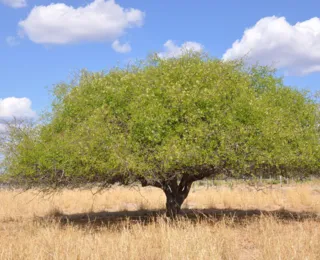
[0, 182, 319, 259]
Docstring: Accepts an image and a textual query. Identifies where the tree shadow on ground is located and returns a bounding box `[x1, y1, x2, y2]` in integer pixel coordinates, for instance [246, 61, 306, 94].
[36, 208, 320, 228]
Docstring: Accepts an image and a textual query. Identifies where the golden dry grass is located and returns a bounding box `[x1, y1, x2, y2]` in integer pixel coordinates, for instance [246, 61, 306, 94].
[0, 182, 320, 260]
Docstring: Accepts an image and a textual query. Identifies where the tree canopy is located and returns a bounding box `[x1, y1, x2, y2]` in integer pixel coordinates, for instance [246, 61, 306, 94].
[1, 53, 319, 216]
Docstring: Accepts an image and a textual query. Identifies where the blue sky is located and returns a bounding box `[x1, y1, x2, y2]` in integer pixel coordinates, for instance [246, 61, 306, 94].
[1, 0, 320, 120]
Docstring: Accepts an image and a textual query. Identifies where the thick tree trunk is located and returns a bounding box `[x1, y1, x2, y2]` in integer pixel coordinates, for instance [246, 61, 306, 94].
[139, 166, 218, 219]
[164, 190, 185, 218]
[163, 177, 192, 218]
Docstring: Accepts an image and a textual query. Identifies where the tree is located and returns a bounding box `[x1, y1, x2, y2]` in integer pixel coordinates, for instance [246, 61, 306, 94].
[1, 53, 320, 217]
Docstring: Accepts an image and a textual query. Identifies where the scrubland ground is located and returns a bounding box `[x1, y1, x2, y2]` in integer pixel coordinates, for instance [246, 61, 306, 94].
[0, 181, 320, 260]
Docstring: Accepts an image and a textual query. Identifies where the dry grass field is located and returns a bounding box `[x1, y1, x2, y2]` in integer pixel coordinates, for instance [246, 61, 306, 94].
[0, 181, 320, 259]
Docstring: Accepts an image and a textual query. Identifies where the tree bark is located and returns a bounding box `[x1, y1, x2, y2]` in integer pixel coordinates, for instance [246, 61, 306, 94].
[164, 189, 185, 218]
[163, 177, 192, 218]
[139, 166, 218, 218]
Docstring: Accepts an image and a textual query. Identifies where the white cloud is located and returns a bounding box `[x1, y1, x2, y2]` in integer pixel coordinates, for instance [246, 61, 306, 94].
[0, 97, 36, 136]
[112, 40, 131, 53]
[1, 0, 26, 8]
[6, 36, 20, 47]
[0, 97, 36, 119]
[223, 16, 320, 75]
[19, 0, 145, 45]
[158, 40, 203, 59]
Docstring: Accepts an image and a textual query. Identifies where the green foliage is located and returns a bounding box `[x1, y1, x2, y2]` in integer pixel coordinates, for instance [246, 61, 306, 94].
[2, 53, 320, 188]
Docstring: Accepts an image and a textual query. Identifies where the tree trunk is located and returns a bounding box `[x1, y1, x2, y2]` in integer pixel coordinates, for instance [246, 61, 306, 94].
[139, 170, 218, 219]
[165, 190, 185, 218]
[163, 178, 192, 218]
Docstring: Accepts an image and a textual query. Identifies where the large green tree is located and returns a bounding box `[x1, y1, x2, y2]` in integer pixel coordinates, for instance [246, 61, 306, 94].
[1, 53, 320, 217]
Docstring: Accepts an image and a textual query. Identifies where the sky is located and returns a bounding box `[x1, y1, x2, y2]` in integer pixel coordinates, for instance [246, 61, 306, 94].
[1, 0, 320, 125]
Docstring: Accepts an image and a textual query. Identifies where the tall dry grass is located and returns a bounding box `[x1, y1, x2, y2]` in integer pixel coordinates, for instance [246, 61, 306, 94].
[1, 183, 319, 219]
[1, 217, 320, 260]
[0, 182, 319, 259]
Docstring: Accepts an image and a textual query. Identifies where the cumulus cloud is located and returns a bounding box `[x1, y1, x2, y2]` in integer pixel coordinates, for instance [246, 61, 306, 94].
[158, 40, 203, 59]
[223, 16, 320, 75]
[0, 97, 36, 119]
[1, 0, 26, 8]
[112, 40, 131, 53]
[18, 0, 145, 45]
[5, 36, 20, 47]
[0, 97, 36, 135]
